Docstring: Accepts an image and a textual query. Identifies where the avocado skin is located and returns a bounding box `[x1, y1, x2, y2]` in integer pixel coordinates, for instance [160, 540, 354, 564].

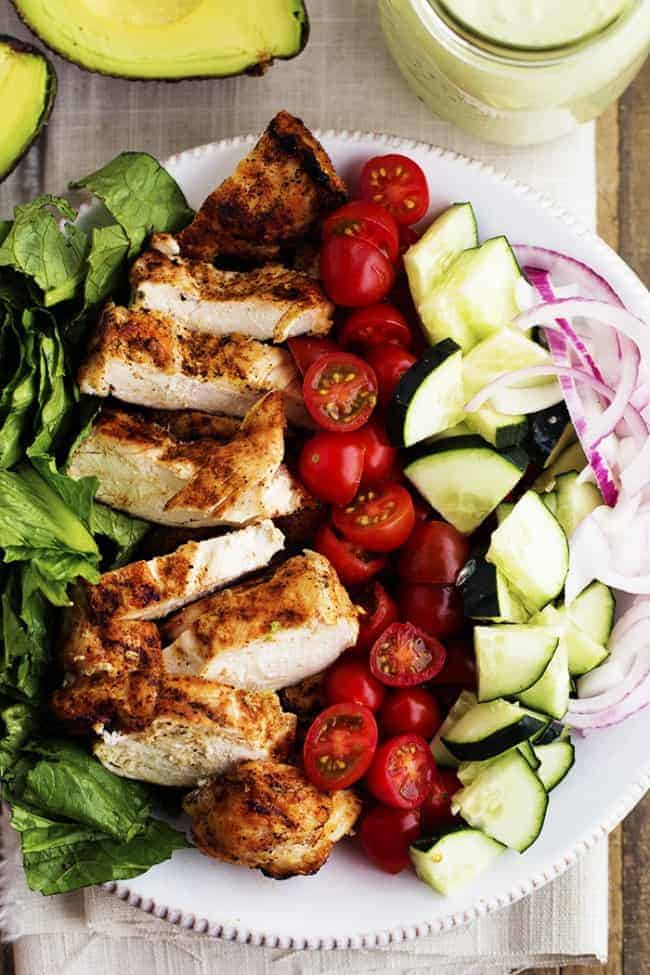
[0, 34, 57, 184]
[10, 2, 310, 82]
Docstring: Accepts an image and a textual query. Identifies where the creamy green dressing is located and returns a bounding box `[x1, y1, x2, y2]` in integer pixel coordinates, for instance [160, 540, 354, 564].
[439, 0, 629, 49]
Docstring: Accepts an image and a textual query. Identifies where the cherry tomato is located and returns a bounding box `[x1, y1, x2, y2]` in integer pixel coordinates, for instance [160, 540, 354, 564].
[379, 687, 441, 739]
[303, 703, 378, 791]
[420, 769, 462, 832]
[314, 522, 387, 586]
[370, 622, 446, 687]
[356, 415, 398, 486]
[429, 638, 476, 688]
[365, 344, 416, 407]
[324, 657, 386, 711]
[303, 352, 377, 433]
[358, 805, 421, 874]
[351, 580, 399, 655]
[397, 521, 470, 585]
[298, 432, 364, 506]
[288, 336, 339, 375]
[320, 236, 395, 307]
[398, 582, 464, 639]
[339, 304, 412, 351]
[332, 483, 415, 553]
[360, 154, 429, 225]
[323, 201, 399, 262]
[366, 733, 436, 809]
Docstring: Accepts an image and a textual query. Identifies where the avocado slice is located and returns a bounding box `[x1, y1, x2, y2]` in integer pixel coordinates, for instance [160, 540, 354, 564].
[0, 35, 56, 183]
[12, 0, 309, 80]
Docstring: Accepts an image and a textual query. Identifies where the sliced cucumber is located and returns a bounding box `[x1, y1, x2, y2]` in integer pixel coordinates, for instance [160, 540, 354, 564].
[459, 556, 529, 623]
[531, 603, 609, 678]
[431, 690, 478, 768]
[463, 327, 553, 395]
[566, 581, 615, 645]
[410, 828, 505, 896]
[533, 719, 568, 746]
[542, 491, 558, 516]
[526, 402, 575, 469]
[451, 750, 548, 852]
[464, 403, 528, 449]
[405, 437, 527, 535]
[533, 441, 587, 492]
[533, 740, 575, 791]
[517, 739, 541, 769]
[457, 740, 539, 786]
[555, 472, 601, 538]
[496, 502, 514, 524]
[487, 490, 569, 613]
[429, 421, 473, 441]
[404, 202, 478, 309]
[387, 339, 464, 447]
[475, 624, 558, 701]
[442, 699, 548, 761]
[518, 639, 570, 720]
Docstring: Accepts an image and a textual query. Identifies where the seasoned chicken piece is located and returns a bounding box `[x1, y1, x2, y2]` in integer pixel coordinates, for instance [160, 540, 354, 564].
[93, 678, 296, 787]
[130, 239, 333, 342]
[77, 302, 310, 426]
[162, 551, 359, 690]
[67, 395, 309, 528]
[184, 760, 361, 879]
[83, 520, 284, 624]
[177, 111, 347, 264]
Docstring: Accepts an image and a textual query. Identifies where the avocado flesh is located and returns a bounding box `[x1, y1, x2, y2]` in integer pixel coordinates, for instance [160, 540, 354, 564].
[13, 0, 309, 79]
[0, 36, 55, 182]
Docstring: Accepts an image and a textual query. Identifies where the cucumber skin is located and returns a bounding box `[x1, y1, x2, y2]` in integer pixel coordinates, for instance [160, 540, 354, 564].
[408, 435, 529, 472]
[387, 339, 461, 448]
[442, 712, 548, 761]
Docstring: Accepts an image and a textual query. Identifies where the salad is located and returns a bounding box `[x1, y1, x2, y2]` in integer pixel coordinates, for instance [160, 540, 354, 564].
[0, 112, 648, 901]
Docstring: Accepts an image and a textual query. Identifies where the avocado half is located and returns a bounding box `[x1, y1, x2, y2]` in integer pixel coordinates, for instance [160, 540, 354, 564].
[0, 35, 56, 183]
[11, 0, 309, 81]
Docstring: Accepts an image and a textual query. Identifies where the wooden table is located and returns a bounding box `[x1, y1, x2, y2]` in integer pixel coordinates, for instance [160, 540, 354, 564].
[0, 56, 648, 975]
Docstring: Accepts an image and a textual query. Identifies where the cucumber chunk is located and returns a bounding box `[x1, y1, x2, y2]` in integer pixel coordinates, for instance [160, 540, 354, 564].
[410, 828, 505, 895]
[533, 441, 587, 492]
[388, 339, 464, 447]
[429, 421, 473, 441]
[518, 639, 570, 720]
[451, 750, 548, 852]
[555, 472, 601, 538]
[404, 202, 478, 309]
[475, 624, 559, 701]
[457, 740, 540, 786]
[431, 690, 478, 768]
[532, 603, 609, 678]
[442, 699, 548, 761]
[464, 403, 528, 449]
[533, 740, 575, 791]
[533, 719, 568, 746]
[460, 556, 529, 623]
[542, 491, 558, 516]
[405, 437, 527, 535]
[487, 490, 569, 613]
[566, 581, 615, 645]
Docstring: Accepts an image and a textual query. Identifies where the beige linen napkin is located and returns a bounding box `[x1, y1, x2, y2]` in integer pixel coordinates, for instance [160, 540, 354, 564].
[0, 1, 605, 971]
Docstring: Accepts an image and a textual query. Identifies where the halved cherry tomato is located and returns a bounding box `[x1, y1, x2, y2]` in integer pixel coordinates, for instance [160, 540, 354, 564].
[298, 432, 364, 506]
[324, 657, 386, 711]
[398, 582, 464, 639]
[429, 638, 476, 688]
[365, 344, 416, 407]
[358, 805, 421, 874]
[314, 522, 387, 586]
[351, 580, 399, 655]
[370, 622, 446, 687]
[397, 521, 470, 585]
[288, 336, 339, 375]
[366, 733, 436, 809]
[303, 351, 377, 433]
[339, 304, 412, 351]
[332, 483, 415, 553]
[356, 415, 398, 486]
[379, 687, 441, 739]
[303, 703, 378, 791]
[323, 201, 399, 262]
[420, 769, 462, 832]
[360, 154, 429, 225]
[320, 236, 395, 307]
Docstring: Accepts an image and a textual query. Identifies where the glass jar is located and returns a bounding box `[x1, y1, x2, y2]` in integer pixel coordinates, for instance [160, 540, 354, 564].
[378, 0, 650, 145]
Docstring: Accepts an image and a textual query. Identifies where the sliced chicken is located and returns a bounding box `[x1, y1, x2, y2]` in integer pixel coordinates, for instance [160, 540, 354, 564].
[93, 678, 296, 788]
[184, 760, 361, 879]
[77, 302, 310, 426]
[83, 520, 284, 624]
[176, 110, 347, 264]
[67, 395, 309, 528]
[162, 551, 359, 690]
[130, 239, 333, 342]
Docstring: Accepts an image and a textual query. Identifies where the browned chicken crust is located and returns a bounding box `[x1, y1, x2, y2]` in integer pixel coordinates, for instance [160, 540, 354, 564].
[177, 111, 347, 263]
[184, 760, 361, 878]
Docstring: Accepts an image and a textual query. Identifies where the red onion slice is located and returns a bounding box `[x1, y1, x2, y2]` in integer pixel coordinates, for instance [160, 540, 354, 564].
[513, 245, 624, 306]
[515, 300, 650, 364]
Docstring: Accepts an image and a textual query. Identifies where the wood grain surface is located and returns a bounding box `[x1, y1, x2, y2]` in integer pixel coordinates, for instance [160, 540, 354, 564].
[0, 53, 647, 975]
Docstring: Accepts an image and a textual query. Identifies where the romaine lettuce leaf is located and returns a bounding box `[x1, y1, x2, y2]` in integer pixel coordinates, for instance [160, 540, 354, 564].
[90, 504, 150, 568]
[0, 569, 50, 702]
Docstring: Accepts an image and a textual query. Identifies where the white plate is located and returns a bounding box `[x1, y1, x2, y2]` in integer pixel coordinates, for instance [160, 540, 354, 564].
[104, 130, 650, 949]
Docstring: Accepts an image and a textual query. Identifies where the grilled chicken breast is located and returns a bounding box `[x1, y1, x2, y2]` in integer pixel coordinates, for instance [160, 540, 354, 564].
[162, 551, 359, 690]
[67, 395, 308, 528]
[83, 520, 284, 624]
[184, 760, 361, 879]
[177, 111, 347, 264]
[130, 237, 333, 342]
[77, 302, 310, 426]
